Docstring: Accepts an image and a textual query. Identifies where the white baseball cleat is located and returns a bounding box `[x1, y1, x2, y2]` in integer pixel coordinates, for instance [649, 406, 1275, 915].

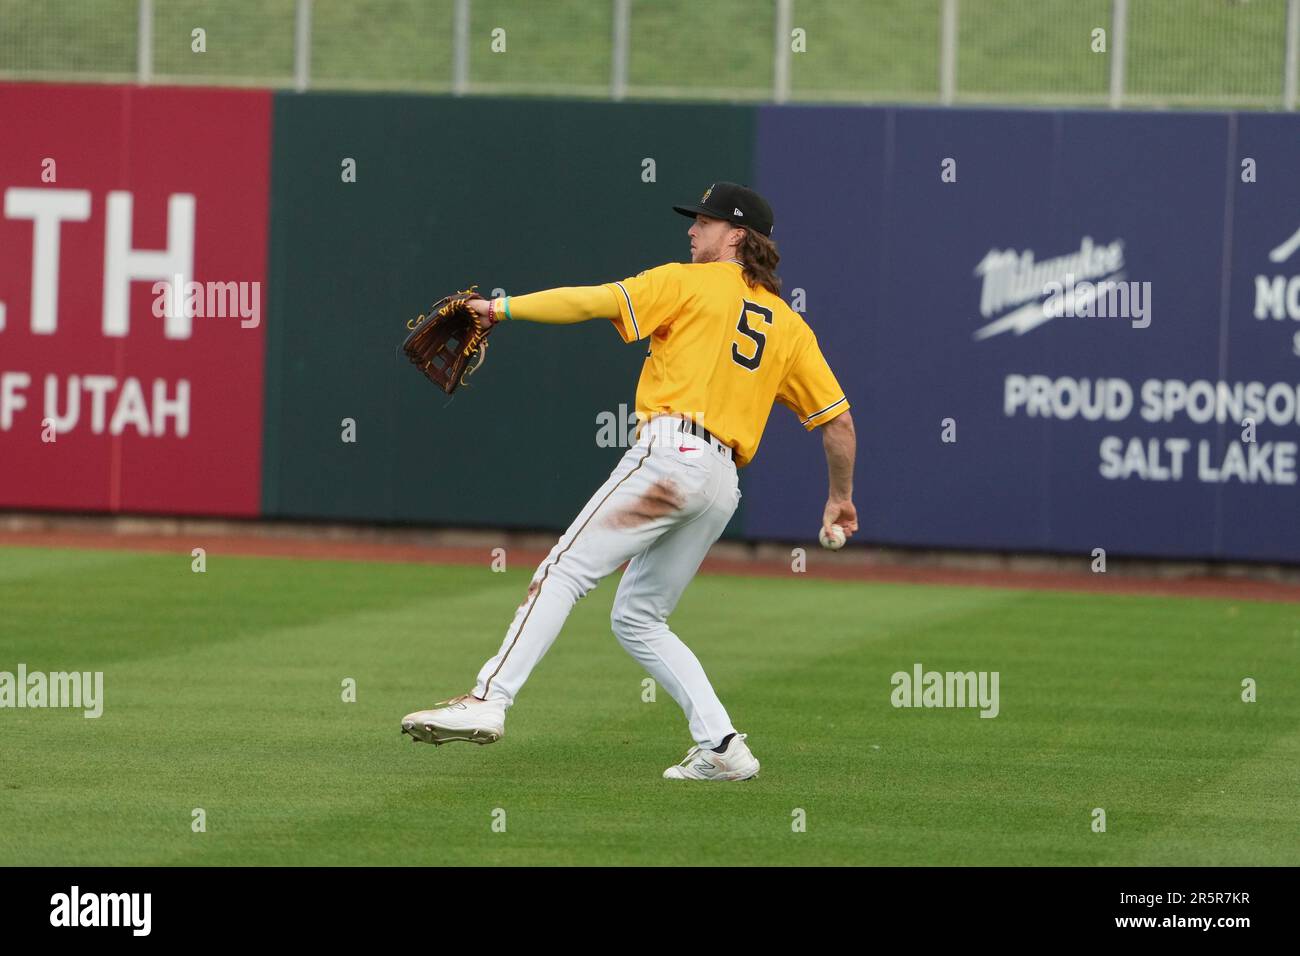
[663, 732, 760, 781]
[401, 694, 506, 746]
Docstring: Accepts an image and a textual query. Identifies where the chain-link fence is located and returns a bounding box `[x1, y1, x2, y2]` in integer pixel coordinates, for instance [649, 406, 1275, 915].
[1, 0, 1296, 109]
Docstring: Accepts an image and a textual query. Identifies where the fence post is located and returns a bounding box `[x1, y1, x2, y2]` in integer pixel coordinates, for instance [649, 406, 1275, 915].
[774, 0, 792, 104]
[1109, 0, 1128, 109]
[294, 0, 313, 92]
[1286, 0, 1299, 110]
[136, 0, 153, 85]
[611, 0, 630, 101]
[939, 0, 957, 105]
[453, 0, 470, 95]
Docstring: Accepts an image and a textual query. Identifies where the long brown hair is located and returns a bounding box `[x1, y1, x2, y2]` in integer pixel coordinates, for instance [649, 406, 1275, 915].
[736, 227, 781, 296]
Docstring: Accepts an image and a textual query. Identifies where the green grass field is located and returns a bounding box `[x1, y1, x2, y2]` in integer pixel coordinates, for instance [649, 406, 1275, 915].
[0, 0, 1291, 108]
[2, 545, 1297, 866]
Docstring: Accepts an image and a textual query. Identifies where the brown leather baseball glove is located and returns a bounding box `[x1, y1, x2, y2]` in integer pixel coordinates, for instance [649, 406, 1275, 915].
[401, 286, 496, 394]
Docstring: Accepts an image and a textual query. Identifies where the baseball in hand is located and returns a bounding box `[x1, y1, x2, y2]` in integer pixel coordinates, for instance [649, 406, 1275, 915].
[819, 524, 846, 550]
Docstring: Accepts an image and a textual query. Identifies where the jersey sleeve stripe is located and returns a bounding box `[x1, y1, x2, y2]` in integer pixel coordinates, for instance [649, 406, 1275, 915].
[801, 396, 847, 426]
[613, 281, 640, 339]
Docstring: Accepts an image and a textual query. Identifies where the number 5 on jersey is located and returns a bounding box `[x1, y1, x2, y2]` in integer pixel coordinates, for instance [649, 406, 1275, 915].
[731, 299, 773, 371]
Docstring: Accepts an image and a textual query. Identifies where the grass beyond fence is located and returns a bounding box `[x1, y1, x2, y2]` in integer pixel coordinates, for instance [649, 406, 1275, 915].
[0, 1, 1294, 109]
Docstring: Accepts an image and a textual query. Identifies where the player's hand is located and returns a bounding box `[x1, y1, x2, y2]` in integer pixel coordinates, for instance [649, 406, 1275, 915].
[467, 295, 504, 330]
[822, 498, 858, 538]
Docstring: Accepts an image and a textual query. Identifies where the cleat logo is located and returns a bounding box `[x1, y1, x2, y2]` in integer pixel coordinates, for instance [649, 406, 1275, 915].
[692, 760, 715, 774]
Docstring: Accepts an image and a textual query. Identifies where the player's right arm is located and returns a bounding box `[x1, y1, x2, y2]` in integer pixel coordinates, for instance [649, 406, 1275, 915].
[776, 329, 857, 539]
[820, 411, 858, 538]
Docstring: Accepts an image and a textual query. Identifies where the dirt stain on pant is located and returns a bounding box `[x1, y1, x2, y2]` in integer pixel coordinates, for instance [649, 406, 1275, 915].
[518, 580, 540, 608]
[606, 478, 686, 528]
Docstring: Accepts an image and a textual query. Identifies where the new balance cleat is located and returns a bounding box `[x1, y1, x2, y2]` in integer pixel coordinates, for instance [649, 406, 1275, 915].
[401, 694, 506, 746]
[663, 732, 759, 781]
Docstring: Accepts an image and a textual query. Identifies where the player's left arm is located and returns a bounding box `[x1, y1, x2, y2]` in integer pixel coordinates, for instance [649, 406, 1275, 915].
[466, 263, 685, 341]
[467, 286, 621, 325]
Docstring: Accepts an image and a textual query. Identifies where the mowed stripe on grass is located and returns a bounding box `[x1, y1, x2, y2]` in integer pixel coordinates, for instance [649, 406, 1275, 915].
[0, 546, 1296, 866]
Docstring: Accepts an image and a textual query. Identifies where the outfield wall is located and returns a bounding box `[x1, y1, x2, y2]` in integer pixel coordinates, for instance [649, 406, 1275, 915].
[2, 84, 1298, 561]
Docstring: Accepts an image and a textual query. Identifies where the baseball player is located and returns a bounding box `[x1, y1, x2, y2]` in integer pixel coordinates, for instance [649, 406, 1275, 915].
[401, 182, 857, 781]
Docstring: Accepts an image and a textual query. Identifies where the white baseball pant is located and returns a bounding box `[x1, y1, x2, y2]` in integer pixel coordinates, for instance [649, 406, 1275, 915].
[472, 414, 741, 749]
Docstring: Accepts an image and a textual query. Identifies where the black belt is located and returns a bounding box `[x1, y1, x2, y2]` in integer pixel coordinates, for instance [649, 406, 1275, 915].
[672, 417, 733, 462]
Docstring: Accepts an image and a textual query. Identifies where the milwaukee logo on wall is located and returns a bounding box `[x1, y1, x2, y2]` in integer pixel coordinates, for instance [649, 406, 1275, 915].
[971, 235, 1149, 339]
[0, 83, 272, 515]
[1256, 224, 1300, 322]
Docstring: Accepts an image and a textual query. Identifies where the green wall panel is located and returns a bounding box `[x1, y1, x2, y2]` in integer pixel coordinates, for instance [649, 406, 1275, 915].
[264, 92, 755, 538]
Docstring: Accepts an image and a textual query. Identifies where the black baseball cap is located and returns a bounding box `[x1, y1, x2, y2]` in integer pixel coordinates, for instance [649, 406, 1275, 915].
[673, 181, 775, 237]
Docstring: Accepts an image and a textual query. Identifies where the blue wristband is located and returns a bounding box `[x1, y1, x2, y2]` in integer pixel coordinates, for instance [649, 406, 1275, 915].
[503, 295, 513, 320]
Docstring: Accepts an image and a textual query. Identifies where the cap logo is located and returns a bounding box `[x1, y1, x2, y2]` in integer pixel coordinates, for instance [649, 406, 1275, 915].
[701, 184, 714, 203]
[733, 207, 744, 216]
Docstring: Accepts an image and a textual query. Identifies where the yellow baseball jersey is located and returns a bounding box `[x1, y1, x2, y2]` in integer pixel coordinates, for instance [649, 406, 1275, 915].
[602, 260, 848, 467]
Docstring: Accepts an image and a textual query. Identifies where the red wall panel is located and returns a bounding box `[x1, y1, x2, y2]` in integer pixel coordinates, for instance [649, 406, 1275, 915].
[0, 84, 271, 516]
